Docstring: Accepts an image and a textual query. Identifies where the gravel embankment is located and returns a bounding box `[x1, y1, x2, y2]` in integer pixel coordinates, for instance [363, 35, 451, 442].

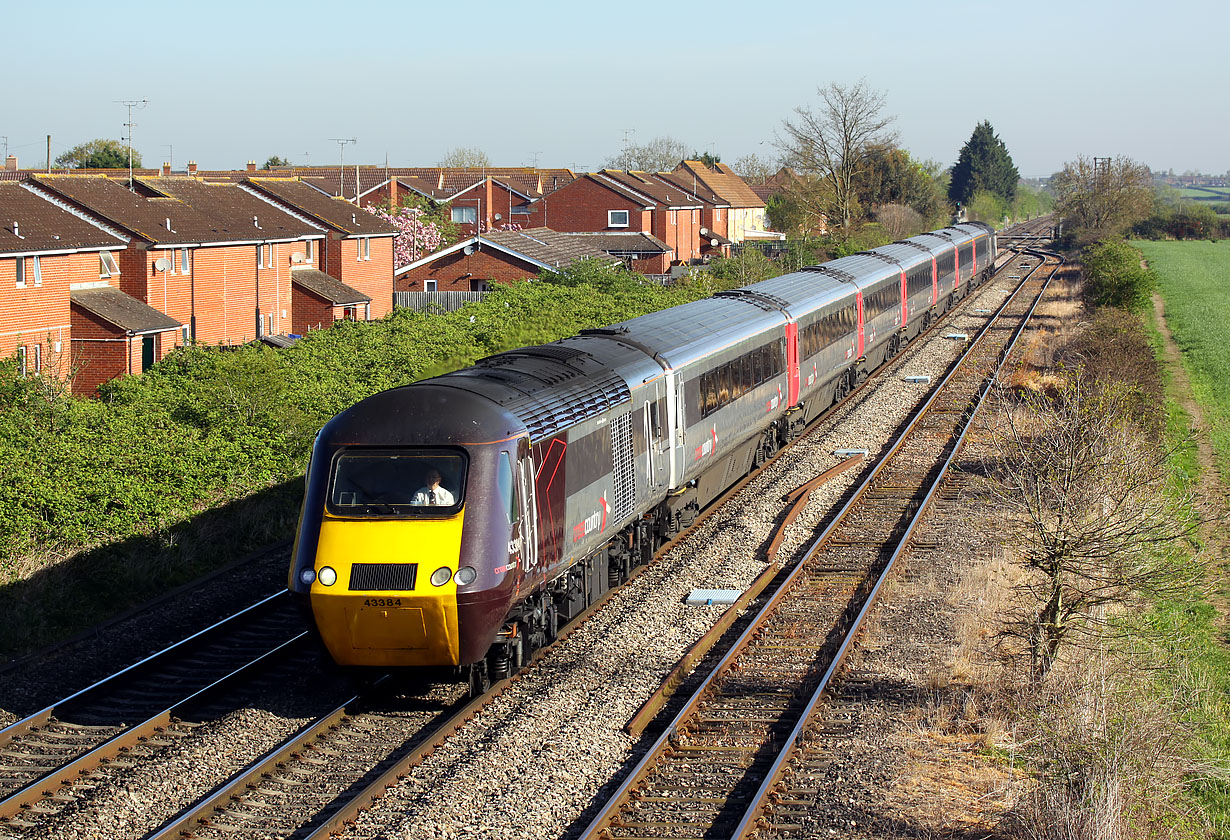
[336, 278, 1018, 840]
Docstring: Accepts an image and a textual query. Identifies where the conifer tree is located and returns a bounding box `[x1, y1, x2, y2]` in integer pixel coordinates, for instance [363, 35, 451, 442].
[948, 121, 1019, 207]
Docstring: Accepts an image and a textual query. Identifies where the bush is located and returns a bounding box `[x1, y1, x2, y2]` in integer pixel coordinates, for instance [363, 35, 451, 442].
[1081, 239, 1157, 313]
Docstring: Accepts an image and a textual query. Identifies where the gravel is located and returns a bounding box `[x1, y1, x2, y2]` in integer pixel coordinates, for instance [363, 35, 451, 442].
[337, 277, 1019, 840]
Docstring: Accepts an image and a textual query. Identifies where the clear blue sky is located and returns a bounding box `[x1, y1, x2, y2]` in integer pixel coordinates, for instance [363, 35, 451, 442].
[5, 0, 1225, 177]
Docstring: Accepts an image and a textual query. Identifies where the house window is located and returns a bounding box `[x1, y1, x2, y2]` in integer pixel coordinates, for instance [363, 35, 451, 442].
[182, 324, 191, 344]
[260, 244, 274, 268]
[169, 249, 177, 274]
[16, 346, 26, 377]
[304, 240, 313, 261]
[608, 210, 629, 228]
[181, 248, 191, 273]
[34, 344, 41, 373]
[100, 251, 119, 278]
[31, 256, 42, 287]
[362, 237, 371, 261]
[669, 210, 677, 225]
[451, 206, 477, 225]
[425, 279, 437, 292]
[16, 258, 25, 288]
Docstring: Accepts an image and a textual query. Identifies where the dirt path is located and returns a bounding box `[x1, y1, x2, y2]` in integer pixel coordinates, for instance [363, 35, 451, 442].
[1150, 291, 1229, 571]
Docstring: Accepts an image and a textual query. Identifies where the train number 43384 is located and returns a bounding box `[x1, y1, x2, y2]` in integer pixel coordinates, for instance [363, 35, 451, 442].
[363, 598, 402, 607]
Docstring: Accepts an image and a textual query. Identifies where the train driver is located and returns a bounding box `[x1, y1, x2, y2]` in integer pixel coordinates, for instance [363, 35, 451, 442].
[411, 467, 455, 506]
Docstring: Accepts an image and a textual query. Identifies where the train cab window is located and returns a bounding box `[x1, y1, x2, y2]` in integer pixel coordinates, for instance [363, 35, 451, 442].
[328, 450, 467, 517]
[497, 452, 518, 523]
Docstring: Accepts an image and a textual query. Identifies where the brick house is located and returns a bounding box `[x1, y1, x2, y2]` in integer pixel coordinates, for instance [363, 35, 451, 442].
[241, 178, 397, 321]
[555, 231, 673, 275]
[672, 161, 771, 242]
[653, 171, 733, 259]
[395, 227, 618, 292]
[525, 171, 704, 264]
[1, 182, 128, 383]
[29, 175, 325, 346]
[69, 286, 184, 395]
[288, 269, 373, 334]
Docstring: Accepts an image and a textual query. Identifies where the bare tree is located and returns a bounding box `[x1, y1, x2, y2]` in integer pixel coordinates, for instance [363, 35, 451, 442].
[776, 79, 896, 237]
[1053, 155, 1153, 244]
[604, 135, 692, 172]
[874, 203, 923, 239]
[437, 147, 491, 168]
[973, 373, 1204, 679]
[730, 152, 778, 185]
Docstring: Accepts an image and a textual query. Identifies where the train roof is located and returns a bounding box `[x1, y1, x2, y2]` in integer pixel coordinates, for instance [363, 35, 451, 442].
[321, 382, 529, 447]
[594, 295, 786, 370]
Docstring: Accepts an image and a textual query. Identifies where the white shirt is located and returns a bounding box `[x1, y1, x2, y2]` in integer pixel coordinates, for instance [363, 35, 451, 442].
[411, 485, 455, 506]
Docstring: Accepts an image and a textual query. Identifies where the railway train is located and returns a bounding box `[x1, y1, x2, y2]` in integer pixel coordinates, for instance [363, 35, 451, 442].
[289, 222, 998, 692]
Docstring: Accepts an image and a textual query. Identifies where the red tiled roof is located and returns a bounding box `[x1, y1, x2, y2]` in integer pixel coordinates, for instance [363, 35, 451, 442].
[596, 171, 703, 208]
[673, 161, 765, 209]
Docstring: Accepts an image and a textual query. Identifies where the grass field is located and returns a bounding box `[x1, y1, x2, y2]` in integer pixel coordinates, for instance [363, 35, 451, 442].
[1135, 239, 1230, 485]
[1176, 187, 1230, 201]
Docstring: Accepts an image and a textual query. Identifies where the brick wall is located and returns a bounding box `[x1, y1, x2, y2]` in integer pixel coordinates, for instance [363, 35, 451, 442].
[396, 247, 541, 292]
[291, 289, 363, 334]
[189, 244, 259, 345]
[334, 236, 394, 319]
[69, 304, 130, 395]
[525, 178, 649, 236]
[0, 251, 91, 379]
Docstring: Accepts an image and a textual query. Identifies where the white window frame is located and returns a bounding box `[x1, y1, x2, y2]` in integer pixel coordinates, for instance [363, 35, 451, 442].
[608, 209, 630, 228]
[451, 206, 477, 225]
[100, 251, 119, 278]
[669, 210, 677, 226]
[363, 237, 371, 261]
[304, 239, 313, 261]
[16, 257, 26, 288]
[182, 324, 191, 344]
[169, 249, 177, 274]
[31, 256, 42, 287]
[424, 279, 437, 292]
[33, 343, 42, 373]
[181, 248, 191, 273]
[16, 346, 27, 377]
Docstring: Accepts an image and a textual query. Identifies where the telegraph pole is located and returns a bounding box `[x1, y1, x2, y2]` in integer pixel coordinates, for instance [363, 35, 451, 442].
[116, 99, 148, 190]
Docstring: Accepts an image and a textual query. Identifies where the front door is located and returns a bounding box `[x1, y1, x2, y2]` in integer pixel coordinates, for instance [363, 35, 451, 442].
[141, 335, 155, 372]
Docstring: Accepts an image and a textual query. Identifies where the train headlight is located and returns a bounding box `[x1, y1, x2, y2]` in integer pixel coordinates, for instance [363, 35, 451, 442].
[318, 566, 338, 587]
[454, 566, 477, 586]
[299, 569, 316, 585]
[430, 566, 452, 587]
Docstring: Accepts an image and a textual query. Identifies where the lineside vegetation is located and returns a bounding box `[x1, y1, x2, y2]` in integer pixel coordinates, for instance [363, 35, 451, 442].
[0, 262, 741, 658]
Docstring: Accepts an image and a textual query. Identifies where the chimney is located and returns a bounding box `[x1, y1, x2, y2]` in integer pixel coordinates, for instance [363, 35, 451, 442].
[162, 161, 172, 176]
[4, 155, 16, 172]
[388, 177, 398, 208]
[187, 160, 198, 175]
[247, 160, 257, 173]
[12, 221, 20, 238]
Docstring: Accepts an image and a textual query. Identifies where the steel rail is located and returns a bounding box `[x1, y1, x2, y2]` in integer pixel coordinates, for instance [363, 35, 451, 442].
[575, 252, 1055, 840]
[0, 631, 309, 822]
[730, 253, 1061, 840]
[0, 590, 291, 750]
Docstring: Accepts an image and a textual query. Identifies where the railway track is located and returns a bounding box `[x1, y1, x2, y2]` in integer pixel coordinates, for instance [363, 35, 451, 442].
[0, 232, 1043, 840]
[575, 251, 1060, 840]
[0, 592, 311, 834]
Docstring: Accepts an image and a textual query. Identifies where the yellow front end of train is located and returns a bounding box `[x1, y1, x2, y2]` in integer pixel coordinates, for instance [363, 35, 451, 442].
[308, 512, 466, 667]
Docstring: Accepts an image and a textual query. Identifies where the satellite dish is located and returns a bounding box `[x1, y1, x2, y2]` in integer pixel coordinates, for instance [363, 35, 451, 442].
[462, 245, 475, 255]
[494, 213, 502, 221]
[290, 252, 306, 263]
[154, 257, 172, 271]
